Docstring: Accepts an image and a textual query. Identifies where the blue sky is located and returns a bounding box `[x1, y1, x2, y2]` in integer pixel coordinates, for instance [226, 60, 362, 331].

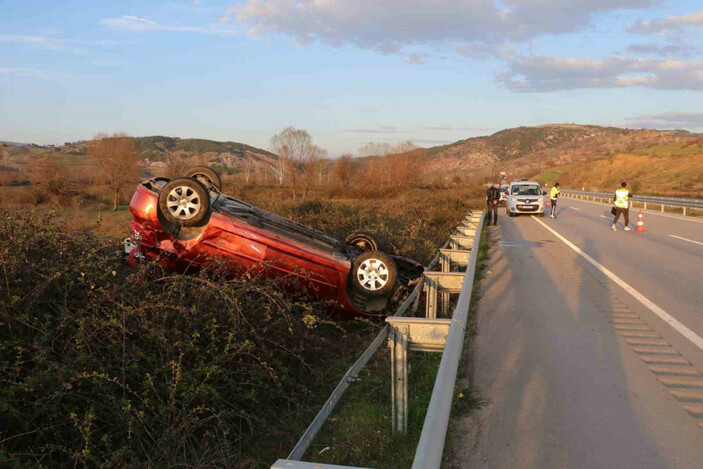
[1, 0, 701, 155]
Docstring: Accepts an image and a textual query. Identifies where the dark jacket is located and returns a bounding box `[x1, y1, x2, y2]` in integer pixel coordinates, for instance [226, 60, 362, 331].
[486, 186, 500, 205]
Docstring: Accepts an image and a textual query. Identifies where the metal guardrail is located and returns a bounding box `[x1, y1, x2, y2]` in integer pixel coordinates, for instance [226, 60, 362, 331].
[273, 210, 485, 469]
[561, 190, 702, 215]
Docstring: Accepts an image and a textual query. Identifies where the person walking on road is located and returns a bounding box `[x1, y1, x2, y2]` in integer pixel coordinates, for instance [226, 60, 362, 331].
[486, 181, 500, 226]
[549, 182, 560, 218]
[611, 181, 632, 231]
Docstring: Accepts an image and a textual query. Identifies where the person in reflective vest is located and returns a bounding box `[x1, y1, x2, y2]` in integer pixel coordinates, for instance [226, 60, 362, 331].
[549, 182, 560, 218]
[611, 181, 632, 231]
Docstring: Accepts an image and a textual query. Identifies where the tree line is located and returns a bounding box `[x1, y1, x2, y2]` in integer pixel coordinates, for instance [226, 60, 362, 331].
[7, 127, 431, 209]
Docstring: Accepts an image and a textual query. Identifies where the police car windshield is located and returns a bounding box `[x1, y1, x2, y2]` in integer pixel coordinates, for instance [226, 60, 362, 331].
[511, 184, 541, 196]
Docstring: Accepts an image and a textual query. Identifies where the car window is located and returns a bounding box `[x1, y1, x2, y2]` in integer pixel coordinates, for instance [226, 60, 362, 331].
[511, 184, 541, 196]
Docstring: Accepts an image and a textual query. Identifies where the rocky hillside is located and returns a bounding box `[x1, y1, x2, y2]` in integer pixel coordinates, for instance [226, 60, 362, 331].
[0, 136, 277, 176]
[425, 124, 696, 172]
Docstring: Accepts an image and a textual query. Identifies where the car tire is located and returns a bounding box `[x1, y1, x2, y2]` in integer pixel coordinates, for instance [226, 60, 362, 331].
[183, 166, 222, 192]
[351, 251, 398, 298]
[345, 231, 394, 253]
[158, 177, 211, 227]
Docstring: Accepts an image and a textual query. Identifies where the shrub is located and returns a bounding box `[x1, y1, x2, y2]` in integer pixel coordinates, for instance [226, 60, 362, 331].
[0, 211, 366, 467]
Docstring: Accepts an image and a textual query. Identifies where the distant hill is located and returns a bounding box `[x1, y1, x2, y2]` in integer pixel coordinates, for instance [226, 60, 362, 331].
[1, 136, 277, 176]
[423, 124, 702, 197]
[426, 124, 695, 170]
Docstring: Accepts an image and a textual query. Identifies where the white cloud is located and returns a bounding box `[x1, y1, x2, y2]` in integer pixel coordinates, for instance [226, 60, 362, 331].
[99, 15, 206, 33]
[628, 9, 703, 34]
[99, 15, 237, 36]
[623, 111, 703, 129]
[0, 34, 63, 49]
[496, 55, 703, 92]
[0, 67, 67, 79]
[226, 0, 658, 55]
[405, 53, 427, 64]
[346, 126, 401, 134]
[626, 42, 699, 57]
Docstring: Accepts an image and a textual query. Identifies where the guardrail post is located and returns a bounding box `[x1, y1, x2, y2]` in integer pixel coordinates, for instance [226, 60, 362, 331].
[683, 207, 687, 216]
[389, 325, 409, 433]
[425, 276, 438, 318]
[662, 204, 664, 212]
[644, 202, 647, 210]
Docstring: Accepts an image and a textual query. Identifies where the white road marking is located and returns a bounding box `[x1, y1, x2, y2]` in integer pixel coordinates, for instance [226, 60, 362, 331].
[533, 216, 703, 352]
[600, 215, 610, 219]
[569, 207, 581, 211]
[565, 197, 703, 224]
[669, 235, 703, 247]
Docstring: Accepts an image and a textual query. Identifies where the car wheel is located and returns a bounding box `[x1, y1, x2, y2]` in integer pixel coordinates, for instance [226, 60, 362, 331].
[183, 166, 222, 192]
[351, 251, 398, 298]
[345, 231, 393, 253]
[158, 177, 211, 227]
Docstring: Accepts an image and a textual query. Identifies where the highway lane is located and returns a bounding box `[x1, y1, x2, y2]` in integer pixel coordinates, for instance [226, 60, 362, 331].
[550, 197, 703, 368]
[449, 212, 703, 469]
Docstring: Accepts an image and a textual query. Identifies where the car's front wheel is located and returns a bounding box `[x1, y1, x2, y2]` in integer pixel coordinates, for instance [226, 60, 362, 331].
[351, 251, 398, 298]
[158, 177, 211, 227]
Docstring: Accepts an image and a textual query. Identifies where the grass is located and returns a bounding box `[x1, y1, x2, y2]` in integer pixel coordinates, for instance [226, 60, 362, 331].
[548, 152, 703, 198]
[631, 142, 702, 158]
[303, 351, 442, 468]
[293, 218, 491, 469]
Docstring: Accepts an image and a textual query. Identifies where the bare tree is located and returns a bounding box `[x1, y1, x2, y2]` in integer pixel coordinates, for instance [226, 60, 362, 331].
[270, 159, 286, 186]
[331, 154, 357, 193]
[386, 147, 425, 190]
[270, 127, 322, 199]
[300, 145, 327, 200]
[88, 133, 142, 210]
[163, 151, 190, 179]
[242, 158, 255, 185]
[358, 142, 391, 158]
[30, 154, 79, 205]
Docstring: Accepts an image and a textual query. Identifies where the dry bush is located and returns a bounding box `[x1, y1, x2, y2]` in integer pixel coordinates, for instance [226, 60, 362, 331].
[0, 186, 38, 207]
[87, 133, 142, 210]
[29, 154, 83, 207]
[0, 211, 373, 467]
[330, 154, 358, 195]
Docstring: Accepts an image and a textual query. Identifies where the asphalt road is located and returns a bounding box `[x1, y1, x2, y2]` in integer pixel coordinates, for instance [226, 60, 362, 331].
[449, 200, 703, 469]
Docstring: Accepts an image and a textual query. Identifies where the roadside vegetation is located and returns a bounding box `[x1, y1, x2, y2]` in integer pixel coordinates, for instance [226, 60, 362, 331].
[0, 138, 484, 467]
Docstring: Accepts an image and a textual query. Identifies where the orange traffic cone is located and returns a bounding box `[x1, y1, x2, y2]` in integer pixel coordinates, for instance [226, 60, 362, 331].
[636, 210, 644, 232]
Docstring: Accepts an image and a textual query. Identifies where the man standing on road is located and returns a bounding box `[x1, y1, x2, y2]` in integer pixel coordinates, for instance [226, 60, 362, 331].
[549, 182, 560, 218]
[611, 181, 632, 231]
[486, 181, 500, 226]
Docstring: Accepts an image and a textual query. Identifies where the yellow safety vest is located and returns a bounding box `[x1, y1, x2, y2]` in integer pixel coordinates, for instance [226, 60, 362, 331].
[614, 188, 629, 208]
[550, 187, 559, 199]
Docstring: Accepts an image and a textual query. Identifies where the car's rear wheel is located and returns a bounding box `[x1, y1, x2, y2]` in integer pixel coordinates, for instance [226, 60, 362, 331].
[183, 166, 222, 192]
[158, 177, 211, 227]
[345, 231, 392, 253]
[351, 251, 398, 298]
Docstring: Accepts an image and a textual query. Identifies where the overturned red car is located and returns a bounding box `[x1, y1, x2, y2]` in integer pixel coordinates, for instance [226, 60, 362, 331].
[125, 167, 424, 316]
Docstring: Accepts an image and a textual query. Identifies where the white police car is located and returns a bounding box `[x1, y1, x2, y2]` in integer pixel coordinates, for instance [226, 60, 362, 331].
[506, 179, 547, 217]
